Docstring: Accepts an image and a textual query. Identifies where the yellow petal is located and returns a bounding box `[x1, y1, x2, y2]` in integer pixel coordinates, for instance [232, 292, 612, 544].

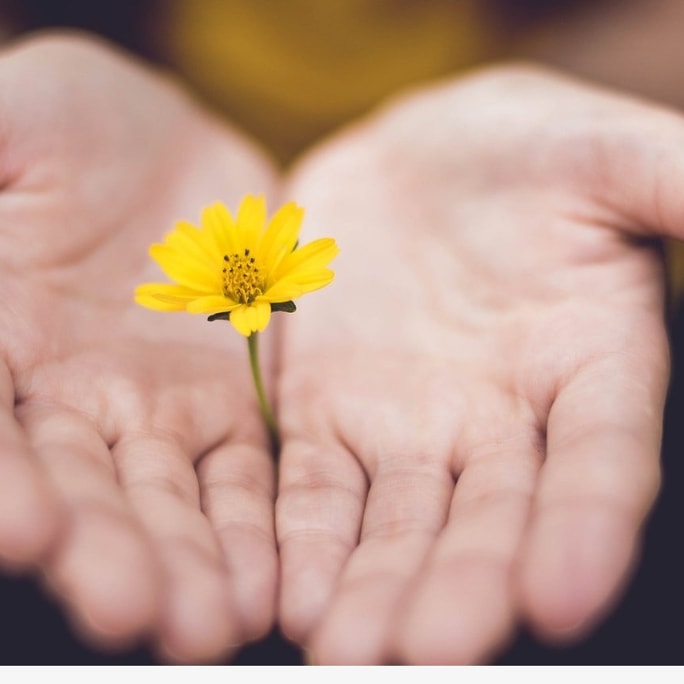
[165, 221, 220, 271]
[134, 283, 203, 311]
[149, 244, 221, 291]
[186, 295, 240, 314]
[262, 269, 335, 302]
[229, 301, 271, 336]
[258, 202, 303, 275]
[271, 238, 339, 282]
[201, 202, 237, 257]
[236, 195, 267, 252]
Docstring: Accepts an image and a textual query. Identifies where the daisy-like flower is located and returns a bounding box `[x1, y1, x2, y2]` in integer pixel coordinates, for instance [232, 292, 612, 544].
[135, 194, 339, 336]
[135, 194, 338, 451]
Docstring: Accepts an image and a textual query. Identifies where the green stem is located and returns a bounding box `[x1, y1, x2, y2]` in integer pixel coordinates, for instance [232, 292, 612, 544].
[247, 333, 279, 455]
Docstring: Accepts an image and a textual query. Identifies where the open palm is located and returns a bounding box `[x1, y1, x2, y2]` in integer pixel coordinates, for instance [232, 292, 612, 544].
[276, 66, 674, 664]
[0, 34, 279, 662]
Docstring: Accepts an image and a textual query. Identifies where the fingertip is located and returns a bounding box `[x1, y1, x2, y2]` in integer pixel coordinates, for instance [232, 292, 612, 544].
[395, 559, 516, 665]
[278, 538, 349, 646]
[0, 460, 64, 570]
[153, 558, 243, 664]
[308, 600, 387, 666]
[46, 513, 162, 650]
[155, 622, 240, 665]
[517, 504, 639, 642]
[229, 542, 278, 643]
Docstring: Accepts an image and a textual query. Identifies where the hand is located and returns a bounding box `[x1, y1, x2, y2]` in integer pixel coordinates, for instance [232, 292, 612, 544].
[275, 65, 676, 664]
[0, 32, 279, 662]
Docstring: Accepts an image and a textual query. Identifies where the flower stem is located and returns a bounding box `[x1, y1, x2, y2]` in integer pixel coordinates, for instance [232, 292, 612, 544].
[247, 333, 279, 455]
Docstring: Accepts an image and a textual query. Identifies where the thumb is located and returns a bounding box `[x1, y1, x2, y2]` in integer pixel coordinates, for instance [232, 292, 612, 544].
[567, 92, 684, 241]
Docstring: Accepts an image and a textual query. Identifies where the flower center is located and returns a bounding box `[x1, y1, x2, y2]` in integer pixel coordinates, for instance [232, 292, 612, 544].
[222, 249, 263, 303]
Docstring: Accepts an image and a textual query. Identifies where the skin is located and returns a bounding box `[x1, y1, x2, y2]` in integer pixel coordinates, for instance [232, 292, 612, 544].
[0, 32, 681, 665]
[276, 66, 676, 664]
[0, 32, 280, 662]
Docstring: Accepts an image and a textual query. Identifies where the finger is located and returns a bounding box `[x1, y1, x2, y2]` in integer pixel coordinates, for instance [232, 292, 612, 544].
[196, 439, 278, 643]
[0, 364, 63, 567]
[394, 429, 541, 665]
[17, 403, 162, 648]
[517, 342, 668, 641]
[276, 437, 368, 646]
[113, 434, 241, 663]
[577, 101, 684, 242]
[307, 454, 453, 665]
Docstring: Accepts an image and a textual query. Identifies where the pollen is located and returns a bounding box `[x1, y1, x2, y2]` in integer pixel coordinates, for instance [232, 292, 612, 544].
[222, 249, 264, 303]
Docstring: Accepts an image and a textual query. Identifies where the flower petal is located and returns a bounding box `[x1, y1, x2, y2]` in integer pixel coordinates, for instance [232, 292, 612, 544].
[149, 243, 222, 292]
[186, 295, 240, 314]
[271, 238, 339, 282]
[236, 195, 267, 253]
[201, 202, 237, 257]
[229, 301, 271, 336]
[261, 269, 335, 302]
[165, 220, 219, 269]
[134, 283, 204, 311]
[258, 202, 303, 275]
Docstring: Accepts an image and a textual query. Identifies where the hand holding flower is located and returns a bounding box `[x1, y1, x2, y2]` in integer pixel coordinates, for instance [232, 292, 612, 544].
[0, 30, 680, 668]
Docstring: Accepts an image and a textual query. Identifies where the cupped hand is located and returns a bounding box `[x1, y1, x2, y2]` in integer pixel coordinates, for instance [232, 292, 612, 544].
[0, 32, 279, 662]
[275, 65, 678, 664]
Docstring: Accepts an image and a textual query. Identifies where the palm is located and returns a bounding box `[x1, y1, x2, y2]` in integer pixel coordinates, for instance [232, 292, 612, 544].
[0, 35, 279, 661]
[276, 67, 671, 664]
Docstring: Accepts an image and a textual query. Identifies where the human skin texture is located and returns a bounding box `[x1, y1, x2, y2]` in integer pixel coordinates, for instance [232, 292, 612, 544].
[276, 66, 674, 664]
[0, 33, 280, 663]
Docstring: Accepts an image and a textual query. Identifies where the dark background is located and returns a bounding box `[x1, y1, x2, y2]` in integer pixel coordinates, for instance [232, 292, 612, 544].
[0, 0, 682, 665]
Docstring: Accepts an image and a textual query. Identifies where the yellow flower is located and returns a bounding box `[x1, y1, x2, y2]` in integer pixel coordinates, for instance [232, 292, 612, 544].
[135, 195, 339, 336]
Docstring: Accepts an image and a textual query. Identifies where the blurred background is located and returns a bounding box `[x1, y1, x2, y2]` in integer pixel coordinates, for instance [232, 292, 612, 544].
[0, 0, 682, 665]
